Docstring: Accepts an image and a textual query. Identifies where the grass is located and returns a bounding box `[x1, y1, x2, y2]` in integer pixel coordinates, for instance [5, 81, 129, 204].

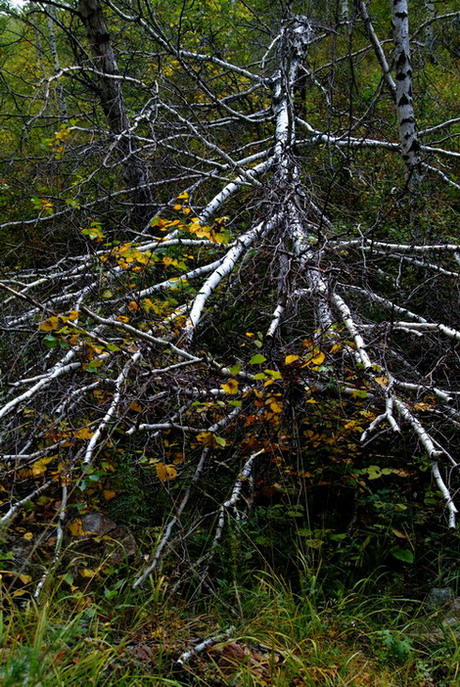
[0, 565, 459, 686]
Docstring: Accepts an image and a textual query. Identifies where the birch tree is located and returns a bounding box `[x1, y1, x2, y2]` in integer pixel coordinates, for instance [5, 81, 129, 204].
[0, 0, 459, 592]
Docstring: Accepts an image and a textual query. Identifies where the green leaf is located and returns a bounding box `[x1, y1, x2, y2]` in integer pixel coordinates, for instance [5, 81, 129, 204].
[329, 533, 347, 541]
[250, 354, 266, 365]
[253, 372, 267, 380]
[43, 334, 58, 349]
[366, 465, 382, 480]
[229, 363, 242, 375]
[286, 510, 303, 518]
[264, 369, 282, 379]
[390, 547, 414, 564]
[215, 436, 227, 447]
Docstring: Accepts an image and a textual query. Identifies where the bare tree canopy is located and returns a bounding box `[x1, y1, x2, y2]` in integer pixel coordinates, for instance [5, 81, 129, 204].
[0, 0, 459, 595]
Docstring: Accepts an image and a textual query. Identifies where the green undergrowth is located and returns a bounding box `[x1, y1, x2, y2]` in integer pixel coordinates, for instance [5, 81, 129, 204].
[1, 563, 459, 687]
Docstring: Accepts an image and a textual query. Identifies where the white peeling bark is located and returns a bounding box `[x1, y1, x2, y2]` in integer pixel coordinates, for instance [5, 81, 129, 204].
[358, 0, 396, 95]
[391, 0, 421, 184]
[183, 218, 277, 340]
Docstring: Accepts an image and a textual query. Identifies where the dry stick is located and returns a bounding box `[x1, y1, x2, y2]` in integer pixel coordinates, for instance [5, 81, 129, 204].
[210, 449, 265, 552]
[183, 218, 275, 339]
[331, 292, 372, 369]
[0, 354, 81, 422]
[177, 626, 236, 666]
[80, 307, 199, 361]
[0, 481, 53, 524]
[357, 0, 396, 96]
[330, 240, 460, 253]
[360, 378, 400, 443]
[132, 407, 242, 589]
[33, 479, 68, 599]
[371, 252, 460, 279]
[83, 350, 141, 464]
[394, 398, 458, 528]
[422, 162, 460, 191]
[395, 381, 458, 404]
[132, 448, 210, 590]
[342, 286, 460, 343]
[392, 321, 460, 343]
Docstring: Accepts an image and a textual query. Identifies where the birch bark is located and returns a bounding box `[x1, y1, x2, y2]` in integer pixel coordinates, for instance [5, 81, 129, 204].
[46, 7, 67, 119]
[391, 0, 421, 184]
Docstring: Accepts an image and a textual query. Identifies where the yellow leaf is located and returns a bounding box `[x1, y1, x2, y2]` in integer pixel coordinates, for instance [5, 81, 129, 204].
[285, 354, 300, 365]
[173, 204, 182, 210]
[177, 191, 189, 200]
[221, 379, 239, 395]
[374, 376, 388, 387]
[183, 207, 191, 215]
[414, 402, 431, 411]
[23, 532, 33, 541]
[73, 427, 94, 440]
[129, 401, 142, 412]
[19, 574, 32, 584]
[163, 256, 179, 267]
[103, 490, 117, 501]
[39, 316, 60, 331]
[196, 431, 215, 447]
[155, 463, 177, 482]
[31, 456, 54, 477]
[116, 315, 130, 323]
[392, 528, 407, 539]
[270, 401, 283, 413]
[79, 568, 96, 578]
[128, 301, 139, 311]
[310, 351, 325, 366]
[142, 298, 159, 313]
[68, 519, 84, 537]
[67, 310, 79, 321]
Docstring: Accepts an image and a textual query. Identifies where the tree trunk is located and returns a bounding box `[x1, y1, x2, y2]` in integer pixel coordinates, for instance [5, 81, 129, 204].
[78, 0, 153, 226]
[425, 1, 437, 63]
[391, 0, 421, 185]
[46, 8, 67, 119]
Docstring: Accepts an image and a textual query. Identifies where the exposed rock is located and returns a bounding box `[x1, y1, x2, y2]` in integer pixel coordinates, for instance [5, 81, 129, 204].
[426, 587, 454, 610]
[72, 511, 136, 563]
[81, 512, 118, 536]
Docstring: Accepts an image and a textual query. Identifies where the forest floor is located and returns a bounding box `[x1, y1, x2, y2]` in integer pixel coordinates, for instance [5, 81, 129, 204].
[1, 563, 459, 687]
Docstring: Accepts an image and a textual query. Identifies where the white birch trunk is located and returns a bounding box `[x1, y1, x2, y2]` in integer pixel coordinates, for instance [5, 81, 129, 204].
[46, 8, 67, 119]
[391, 0, 421, 184]
[425, 1, 437, 61]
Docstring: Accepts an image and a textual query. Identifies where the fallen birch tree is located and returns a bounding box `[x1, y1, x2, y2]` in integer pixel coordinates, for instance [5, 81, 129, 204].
[0, 0, 459, 592]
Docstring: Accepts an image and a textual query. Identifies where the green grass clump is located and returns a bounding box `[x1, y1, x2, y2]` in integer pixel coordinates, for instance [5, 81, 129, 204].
[0, 565, 459, 686]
